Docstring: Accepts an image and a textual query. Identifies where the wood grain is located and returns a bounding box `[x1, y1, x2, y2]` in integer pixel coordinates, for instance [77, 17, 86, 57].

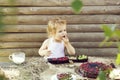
[1, 15, 120, 24]
[0, 6, 120, 15]
[0, 0, 119, 6]
[0, 48, 118, 57]
[0, 33, 105, 42]
[1, 24, 120, 32]
[0, 42, 117, 48]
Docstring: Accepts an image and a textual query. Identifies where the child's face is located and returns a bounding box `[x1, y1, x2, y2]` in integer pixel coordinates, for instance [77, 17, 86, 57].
[54, 25, 67, 41]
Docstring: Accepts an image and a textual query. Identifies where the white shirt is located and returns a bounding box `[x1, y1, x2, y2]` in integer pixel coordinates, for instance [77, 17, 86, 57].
[47, 38, 65, 58]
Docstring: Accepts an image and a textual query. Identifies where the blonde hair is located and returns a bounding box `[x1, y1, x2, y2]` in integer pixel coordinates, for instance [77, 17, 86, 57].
[47, 18, 66, 37]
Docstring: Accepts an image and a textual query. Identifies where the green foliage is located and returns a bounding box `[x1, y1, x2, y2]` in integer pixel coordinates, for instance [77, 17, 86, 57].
[100, 24, 118, 46]
[99, 24, 117, 47]
[116, 53, 120, 65]
[0, 76, 7, 80]
[101, 24, 116, 37]
[97, 71, 106, 80]
[100, 24, 120, 65]
[71, 0, 83, 14]
[0, 71, 8, 80]
[115, 29, 120, 38]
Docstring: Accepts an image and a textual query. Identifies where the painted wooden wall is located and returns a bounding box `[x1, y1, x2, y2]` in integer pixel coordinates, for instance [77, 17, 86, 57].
[0, 0, 120, 57]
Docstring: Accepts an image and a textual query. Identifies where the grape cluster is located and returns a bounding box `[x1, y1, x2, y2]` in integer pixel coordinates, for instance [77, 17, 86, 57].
[47, 57, 69, 64]
[79, 62, 112, 78]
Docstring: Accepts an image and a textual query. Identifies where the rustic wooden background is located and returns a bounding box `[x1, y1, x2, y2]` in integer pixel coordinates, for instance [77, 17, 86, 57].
[0, 0, 120, 57]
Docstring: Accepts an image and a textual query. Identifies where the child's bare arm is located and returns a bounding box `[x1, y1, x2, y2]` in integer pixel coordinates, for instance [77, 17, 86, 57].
[65, 42, 75, 55]
[62, 35, 75, 55]
[38, 39, 51, 56]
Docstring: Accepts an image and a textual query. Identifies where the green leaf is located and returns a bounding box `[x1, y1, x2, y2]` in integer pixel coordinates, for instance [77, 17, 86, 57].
[101, 24, 114, 37]
[0, 75, 6, 80]
[106, 41, 113, 46]
[116, 53, 120, 65]
[116, 42, 120, 52]
[115, 30, 120, 38]
[97, 71, 106, 80]
[71, 0, 83, 14]
[99, 37, 109, 47]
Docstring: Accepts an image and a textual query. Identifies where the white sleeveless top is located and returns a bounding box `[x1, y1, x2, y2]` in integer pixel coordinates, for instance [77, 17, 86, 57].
[47, 38, 65, 58]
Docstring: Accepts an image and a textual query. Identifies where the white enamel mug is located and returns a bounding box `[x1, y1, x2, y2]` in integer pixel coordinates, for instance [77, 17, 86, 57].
[9, 52, 25, 64]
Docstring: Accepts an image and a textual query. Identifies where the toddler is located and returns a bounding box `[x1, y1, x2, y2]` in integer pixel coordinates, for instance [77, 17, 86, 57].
[38, 18, 75, 58]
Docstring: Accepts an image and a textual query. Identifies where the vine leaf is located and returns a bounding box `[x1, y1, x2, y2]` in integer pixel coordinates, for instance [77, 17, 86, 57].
[71, 0, 83, 14]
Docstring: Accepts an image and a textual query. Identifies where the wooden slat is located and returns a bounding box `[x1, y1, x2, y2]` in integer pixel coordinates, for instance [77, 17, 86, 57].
[0, 57, 11, 62]
[0, 33, 105, 42]
[0, 48, 118, 57]
[0, 42, 41, 48]
[0, 6, 120, 15]
[1, 24, 120, 32]
[1, 15, 120, 24]
[0, 42, 117, 48]
[71, 42, 117, 48]
[75, 48, 118, 57]
[0, 48, 39, 57]
[1, 25, 46, 32]
[0, 33, 47, 42]
[0, 0, 119, 6]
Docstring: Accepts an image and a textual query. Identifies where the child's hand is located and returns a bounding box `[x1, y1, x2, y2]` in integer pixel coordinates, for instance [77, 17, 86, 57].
[62, 35, 69, 44]
[44, 50, 51, 56]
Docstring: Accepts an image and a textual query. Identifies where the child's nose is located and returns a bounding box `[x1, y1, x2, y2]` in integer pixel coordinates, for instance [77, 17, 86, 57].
[64, 32, 67, 35]
[61, 32, 65, 35]
[63, 31, 66, 34]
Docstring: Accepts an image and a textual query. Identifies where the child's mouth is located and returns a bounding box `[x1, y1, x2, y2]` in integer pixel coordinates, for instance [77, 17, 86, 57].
[63, 36, 65, 38]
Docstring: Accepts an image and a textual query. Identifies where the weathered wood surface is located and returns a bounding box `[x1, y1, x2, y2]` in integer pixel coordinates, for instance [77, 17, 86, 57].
[0, 33, 105, 42]
[0, 42, 117, 48]
[0, 0, 119, 57]
[0, 0, 120, 6]
[2, 15, 120, 24]
[0, 48, 118, 57]
[76, 48, 118, 56]
[0, 6, 120, 15]
[1, 24, 120, 32]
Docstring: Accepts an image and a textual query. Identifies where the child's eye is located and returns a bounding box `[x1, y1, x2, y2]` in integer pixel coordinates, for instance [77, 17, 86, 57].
[59, 30, 62, 33]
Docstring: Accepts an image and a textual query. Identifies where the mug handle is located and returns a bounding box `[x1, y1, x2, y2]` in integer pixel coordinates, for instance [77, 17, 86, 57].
[9, 55, 13, 61]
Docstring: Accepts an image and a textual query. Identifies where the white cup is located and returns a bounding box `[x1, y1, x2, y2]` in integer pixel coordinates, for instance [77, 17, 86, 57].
[9, 52, 25, 64]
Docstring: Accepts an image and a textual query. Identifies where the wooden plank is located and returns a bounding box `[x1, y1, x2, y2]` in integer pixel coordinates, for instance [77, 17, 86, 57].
[0, 0, 119, 6]
[1, 25, 47, 32]
[1, 24, 120, 32]
[0, 33, 105, 42]
[80, 6, 120, 15]
[71, 42, 117, 48]
[0, 48, 39, 57]
[0, 42, 41, 48]
[75, 48, 118, 57]
[0, 57, 11, 62]
[0, 33, 47, 42]
[0, 42, 117, 48]
[67, 24, 120, 32]
[0, 48, 118, 57]
[0, 6, 120, 15]
[1, 15, 120, 24]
